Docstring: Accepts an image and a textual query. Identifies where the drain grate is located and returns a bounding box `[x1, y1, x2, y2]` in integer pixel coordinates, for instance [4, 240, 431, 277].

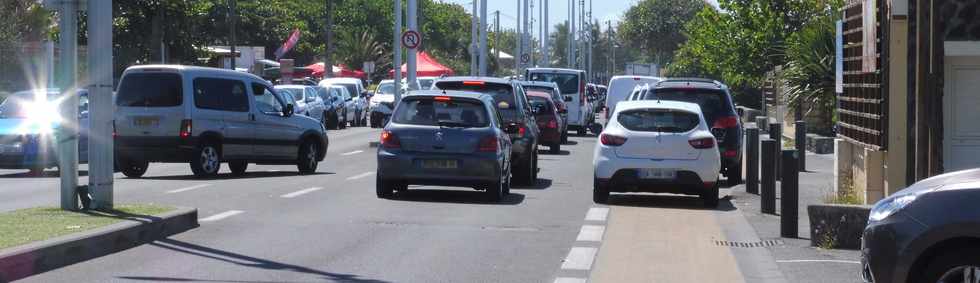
[714, 239, 783, 248]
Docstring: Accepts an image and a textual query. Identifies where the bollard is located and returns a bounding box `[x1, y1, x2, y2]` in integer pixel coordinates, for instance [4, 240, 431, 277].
[760, 139, 777, 214]
[769, 122, 782, 180]
[781, 149, 799, 238]
[745, 127, 760, 194]
[755, 116, 769, 133]
[795, 120, 806, 171]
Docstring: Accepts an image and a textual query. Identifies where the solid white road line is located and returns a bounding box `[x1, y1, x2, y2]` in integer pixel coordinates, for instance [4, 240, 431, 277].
[585, 207, 609, 222]
[576, 225, 606, 242]
[346, 172, 375, 180]
[341, 150, 364, 156]
[554, 277, 587, 283]
[776, 259, 861, 264]
[199, 210, 243, 222]
[561, 247, 599, 270]
[166, 184, 211, 194]
[280, 187, 325, 198]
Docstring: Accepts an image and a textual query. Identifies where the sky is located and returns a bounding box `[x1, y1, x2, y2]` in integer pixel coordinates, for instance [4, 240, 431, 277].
[439, 0, 719, 35]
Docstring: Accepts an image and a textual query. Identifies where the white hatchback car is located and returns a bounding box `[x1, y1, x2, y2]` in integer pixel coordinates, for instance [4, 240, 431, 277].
[592, 100, 721, 207]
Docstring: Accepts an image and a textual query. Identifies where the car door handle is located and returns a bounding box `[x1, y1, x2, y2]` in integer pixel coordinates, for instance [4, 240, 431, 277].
[249, 114, 256, 121]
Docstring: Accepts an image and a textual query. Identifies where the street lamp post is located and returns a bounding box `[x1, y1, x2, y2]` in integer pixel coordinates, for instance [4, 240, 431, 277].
[88, 0, 113, 210]
[57, 0, 80, 210]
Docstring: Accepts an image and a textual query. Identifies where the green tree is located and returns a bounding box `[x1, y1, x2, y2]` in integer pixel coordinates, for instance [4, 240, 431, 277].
[783, 13, 837, 134]
[0, 1, 52, 92]
[617, 0, 704, 65]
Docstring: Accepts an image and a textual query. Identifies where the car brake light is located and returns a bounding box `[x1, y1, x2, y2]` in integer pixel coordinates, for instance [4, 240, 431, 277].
[112, 120, 117, 138]
[179, 119, 192, 138]
[713, 116, 739, 128]
[579, 80, 586, 106]
[463, 81, 485, 86]
[517, 126, 527, 138]
[547, 120, 557, 129]
[722, 149, 738, 158]
[434, 96, 451, 102]
[600, 133, 627, 146]
[703, 181, 716, 188]
[689, 137, 715, 149]
[380, 130, 400, 149]
[477, 136, 498, 152]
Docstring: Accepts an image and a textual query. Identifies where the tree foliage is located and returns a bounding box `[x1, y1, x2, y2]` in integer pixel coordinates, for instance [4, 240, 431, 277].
[617, 0, 704, 65]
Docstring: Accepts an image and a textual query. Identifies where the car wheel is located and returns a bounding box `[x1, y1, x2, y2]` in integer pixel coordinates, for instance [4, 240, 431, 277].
[339, 110, 348, 129]
[27, 167, 45, 176]
[577, 127, 586, 136]
[119, 158, 149, 178]
[727, 163, 743, 186]
[919, 246, 980, 283]
[190, 142, 221, 178]
[502, 167, 511, 196]
[486, 179, 504, 202]
[330, 113, 340, 130]
[530, 152, 539, 184]
[297, 140, 319, 174]
[229, 161, 248, 176]
[701, 180, 720, 208]
[376, 174, 394, 199]
[561, 132, 568, 144]
[550, 144, 560, 154]
[593, 178, 609, 204]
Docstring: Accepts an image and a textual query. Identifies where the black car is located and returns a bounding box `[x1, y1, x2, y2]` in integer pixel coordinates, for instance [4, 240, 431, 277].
[434, 77, 540, 185]
[376, 91, 513, 202]
[642, 78, 743, 185]
[862, 168, 980, 283]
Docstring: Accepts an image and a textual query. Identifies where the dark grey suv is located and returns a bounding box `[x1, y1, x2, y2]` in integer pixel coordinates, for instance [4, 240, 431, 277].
[376, 91, 513, 202]
[862, 168, 980, 283]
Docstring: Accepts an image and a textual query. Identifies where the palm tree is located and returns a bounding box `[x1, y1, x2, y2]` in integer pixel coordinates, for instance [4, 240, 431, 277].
[336, 30, 389, 81]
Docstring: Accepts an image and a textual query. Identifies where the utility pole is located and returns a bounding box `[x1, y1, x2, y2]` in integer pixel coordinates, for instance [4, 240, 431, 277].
[407, 0, 417, 89]
[523, 0, 529, 73]
[88, 0, 113, 210]
[515, 0, 521, 74]
[587, 0, 592, 81]
[324, 0, 334, 78]
[470, 0, 478, 76]
[393, 0, 402, 102]
[542, 0, 549, 67]
[494, 10, 500, 73]
[569, 0, 575, 69]
[478, 0, 488, 76]
[229, 0, 237, 70]
[57, 0, 80, 210]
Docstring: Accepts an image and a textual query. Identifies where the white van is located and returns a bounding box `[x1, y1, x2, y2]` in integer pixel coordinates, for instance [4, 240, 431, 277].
[604, 75, 663, 119]
[525, 68, 592, 135]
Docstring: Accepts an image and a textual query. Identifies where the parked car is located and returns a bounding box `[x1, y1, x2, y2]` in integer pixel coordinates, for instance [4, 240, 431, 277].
[434, 77, 540, 185]
[319, 77, 367, 126]
[521, 81, 568, 143]
[376, 90, 513, 202]
[605, 76, 663, 119]
[525, 68, 594, 136]
[418, 76, 439, 90]
[274, 85, 326, 123]
[369, 79, 403, 128]
[862, 168, 980, 283]
[640, 79, 743, 185]
[315, 85, 347, 129]
[0, 89, 89, 174]
[527, 91, 563, 154]
[114, 65, 328, 178]
[593, 100, 721, 207]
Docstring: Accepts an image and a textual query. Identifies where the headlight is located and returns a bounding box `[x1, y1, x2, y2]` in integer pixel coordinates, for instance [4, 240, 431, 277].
[869, 193, 919, 222]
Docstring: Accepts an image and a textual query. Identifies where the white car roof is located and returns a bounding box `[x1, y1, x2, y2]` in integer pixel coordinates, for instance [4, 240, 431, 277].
[614, 100, 703, 114]
[125, 64, 265, 81]
[320, 77, 361, 84]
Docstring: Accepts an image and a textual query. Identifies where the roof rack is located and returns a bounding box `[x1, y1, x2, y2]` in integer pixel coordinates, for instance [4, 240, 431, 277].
[658, 78, 723, 87]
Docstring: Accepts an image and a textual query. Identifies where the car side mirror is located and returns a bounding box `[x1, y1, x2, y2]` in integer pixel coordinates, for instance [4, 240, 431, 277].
[563, 96, 572, 102]
[283, 104, 295, 117]
[504, 123, 520, 134]
[346, 97, 352, 102]
[306, 96, 317, 103]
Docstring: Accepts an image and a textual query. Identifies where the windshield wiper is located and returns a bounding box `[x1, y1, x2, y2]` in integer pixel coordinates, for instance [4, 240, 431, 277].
[437, 120, 471, 128]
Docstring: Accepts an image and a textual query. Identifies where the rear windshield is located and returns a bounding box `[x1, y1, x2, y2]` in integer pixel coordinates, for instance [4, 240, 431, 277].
[277, 87, 305, 101]
[643, 88, 731, 123]
[116, 73, 183, 107]
[419, 79, 434, 90]
[377, 83, 395, 95]
[528, 96, 552, 113]
[617, 109, 700, 133]
[434, 81, 519, 121]
[337, 83, 358, 97]
[393, 98, 489, 128]
[527, 73, 578, 94]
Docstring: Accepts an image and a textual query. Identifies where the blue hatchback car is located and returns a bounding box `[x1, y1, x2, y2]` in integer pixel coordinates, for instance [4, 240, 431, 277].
[0, 89, 89, 174]
[376, 90, 513, 202]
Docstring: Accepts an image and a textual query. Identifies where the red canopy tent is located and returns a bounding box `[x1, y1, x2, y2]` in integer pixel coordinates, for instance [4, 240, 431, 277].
[305, 63, 367, 79]
[389, 51, 455, 78]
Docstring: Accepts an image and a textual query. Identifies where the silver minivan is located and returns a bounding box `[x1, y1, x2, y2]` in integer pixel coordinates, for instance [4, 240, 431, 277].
[114, 65, 328, 178]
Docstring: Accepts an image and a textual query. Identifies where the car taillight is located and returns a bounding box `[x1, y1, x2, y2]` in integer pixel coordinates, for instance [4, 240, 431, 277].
[179, 119, 192, 138]
[713, 116, 739, 129]
[600, 133, 627, 146]
[579, 80, 586, 106]
[689, 137, 715, 149]
[380, 130, 400, 149]
[547, 120, 557, 129]
[722, 149, 738, 158]
[477, 136, 498, 152]
[517, 126, 527, 138]
[112, 120, 117, 138]
[703, 181, 716, 188]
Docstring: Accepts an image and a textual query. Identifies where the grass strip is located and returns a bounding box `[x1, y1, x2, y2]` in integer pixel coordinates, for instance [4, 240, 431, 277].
[0, 204, 175, 250]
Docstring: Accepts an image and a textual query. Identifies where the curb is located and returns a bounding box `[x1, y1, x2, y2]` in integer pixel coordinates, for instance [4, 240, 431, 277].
[0, 207, 198, 282]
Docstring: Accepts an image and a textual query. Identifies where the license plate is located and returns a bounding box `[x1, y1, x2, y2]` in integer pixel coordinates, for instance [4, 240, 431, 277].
[421, 159, 458, 169]
[639, 168, 676, 179]
[0, 144, 23, 154]
[133, 117, 159, 127]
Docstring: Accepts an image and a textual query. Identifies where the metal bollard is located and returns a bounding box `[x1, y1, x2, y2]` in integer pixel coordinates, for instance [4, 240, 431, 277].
[755, 116, 769, 133]
[769, 122, 782, 180]
[745, 127, 760, 194]
[781, 149, 799, 238]
[760, 139, 777, 214]
[795, 120, 806, 172]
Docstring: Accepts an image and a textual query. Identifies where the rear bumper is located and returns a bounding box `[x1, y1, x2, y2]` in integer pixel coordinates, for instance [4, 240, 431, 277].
[115, 136, 195, 162]
[377, 149, 503, 186]
[538, 128, 561, 145]
[596, 170, 710, 195]
[593, 149, 720, 191]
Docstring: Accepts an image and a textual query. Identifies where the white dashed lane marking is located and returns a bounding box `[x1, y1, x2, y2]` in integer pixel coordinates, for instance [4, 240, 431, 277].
[561, 247, 599, 270]
[199, 210, 243, 222]
[585, 207, 609, 221]
[346, 172, 375, 180]
[341, 150, 364, 156]
[166, 184, 211, 194]
[575, 225, 606, 242]
[553, 277, 587, 283]
[280, 187, 325, 198]
[776, 259, 861, 264]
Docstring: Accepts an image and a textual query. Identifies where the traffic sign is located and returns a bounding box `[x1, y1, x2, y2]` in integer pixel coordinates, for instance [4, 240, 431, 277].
[401, 30, 422, 49]
[520, 54, 530, 64]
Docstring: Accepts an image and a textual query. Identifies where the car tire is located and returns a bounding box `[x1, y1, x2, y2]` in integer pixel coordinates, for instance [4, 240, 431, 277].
[119, 158, 149, 178]
[550, 144, 560, 154]
[339, 110, 348, 129]
[593, 178, 609, 204]
[330, 113, 340, 130]
[229, 161, 248, 176]
[190, 142, 221, 178]
[27, 167, 45, 176]
[577, 127, 586, 136]
[727, 163, 743, 186]
[502, 167, 511, 196]
[561, 132, 568, 144]
[486, 179, 504, 202]
[376, 174, 394, 199]
[701, 181, 720, 208]
[918, 246, 980, 283]
[531, 152, 538, 184]
[297, 140, 319, 174]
